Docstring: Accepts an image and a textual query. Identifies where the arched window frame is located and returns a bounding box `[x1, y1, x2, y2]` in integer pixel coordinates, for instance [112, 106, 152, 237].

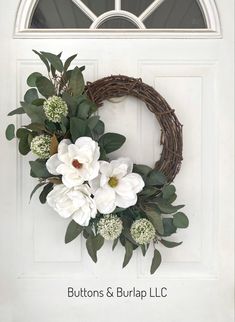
[14, 0, 221, 38]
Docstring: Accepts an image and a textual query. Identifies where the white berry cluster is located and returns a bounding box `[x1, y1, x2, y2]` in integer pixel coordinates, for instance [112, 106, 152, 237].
[130, 218, 155, 244]
[30, 134, 51, 159]
[43, 96, 68, 122]
[97, 214, 123, 240]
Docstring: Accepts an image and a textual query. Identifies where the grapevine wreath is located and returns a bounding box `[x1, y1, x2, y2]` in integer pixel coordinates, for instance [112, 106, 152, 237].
[6, 51, 189, 274]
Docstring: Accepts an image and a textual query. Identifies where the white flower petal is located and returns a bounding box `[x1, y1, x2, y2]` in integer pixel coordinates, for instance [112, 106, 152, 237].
[94, 188, 116, 214]
[124, 173, 145, 194]
[46, 154, 62, 175]
[110, 158, 133, 177]
[99, 161, 112, 177]
[57, 139, 71, 164]
[47, 183, 97, 224]
[115, 194, 137, 209]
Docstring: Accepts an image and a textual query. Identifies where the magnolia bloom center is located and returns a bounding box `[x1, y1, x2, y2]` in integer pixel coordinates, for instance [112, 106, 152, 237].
[72, 159, 83, 169]
[108, 176, 118, 188]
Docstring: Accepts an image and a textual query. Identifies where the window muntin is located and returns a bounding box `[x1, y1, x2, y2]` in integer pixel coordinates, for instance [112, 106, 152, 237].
[30, 0, 207, 29]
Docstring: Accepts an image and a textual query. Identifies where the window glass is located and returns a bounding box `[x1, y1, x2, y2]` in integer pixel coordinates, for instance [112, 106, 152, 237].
[121, 0, 153, 17]
[98, 18, 138, 29]
[31, 0, 92, 28]
[144, 0, 206, 29]
[30, 0, 207, 29]
[81, 0, 114, 16]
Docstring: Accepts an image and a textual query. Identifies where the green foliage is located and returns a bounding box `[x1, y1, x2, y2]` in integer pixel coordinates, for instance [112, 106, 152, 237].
[173, 212, 189, 228]
[99, 133, 126, 154]
[160, 239, 182, 248]
[64, 54, 77, 72]
[162, 218, 177, 236]
[41, 51, 63, 73]
[70, 117, 88, 142]
[69, 66, 85, 97]
[30, 182, 47, 201]
[122, 240, 133, 268]
[35, 76, 55, 98]
[150, 249, 162, 274]
[8, 107, 25, 116]
[21, 102, 46, 124]
[24, 88, 38, 104]
[65, 220, 83, 244]
[145, 210, 164, 235]
[146, 169, 167, 186]
[5, 124, 15, 140]
[39, 183, 53, 204]
[29, 159, 52, 178]
[27, 72, 42, 87]
[32, 50, 50, 72]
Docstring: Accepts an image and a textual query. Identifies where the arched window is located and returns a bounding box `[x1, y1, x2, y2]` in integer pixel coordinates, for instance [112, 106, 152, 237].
[15, 0, 221, 38]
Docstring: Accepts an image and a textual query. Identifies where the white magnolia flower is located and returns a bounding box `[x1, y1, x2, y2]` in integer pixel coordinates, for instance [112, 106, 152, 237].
[46, 183, 97, 226]
[46, 137, 100, 188]
[90, 158, 145, 214]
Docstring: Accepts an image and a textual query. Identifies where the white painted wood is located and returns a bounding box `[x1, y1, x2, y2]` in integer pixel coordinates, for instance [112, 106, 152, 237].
[139, 0, 165, 21]
[0, 0, 233, 321]
[90, 10, 146, 29]
[115, 0, 121, 11]
[14, 0, 221, 38]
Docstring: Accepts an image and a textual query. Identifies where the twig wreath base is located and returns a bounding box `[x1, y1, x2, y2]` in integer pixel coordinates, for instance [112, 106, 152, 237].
[86, 75, 183, 183]
[5, 51, 189, 274]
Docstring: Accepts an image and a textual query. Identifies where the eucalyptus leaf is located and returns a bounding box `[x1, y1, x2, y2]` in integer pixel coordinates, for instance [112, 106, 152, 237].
[29, 160, 52, 178]
[64, 54, 77, 72]
[69, 66, 85, 97]
[133, 164, 152, 179]
[145, 210, 164, 235]
[160, 239, 182, 248]
[162, 184, 176, 200]
[155, 198, 184, 214]
[21, 102, 46, 124]
[162, 218, 177, 237]
[146, 170, 167, 186]
[32, 50, 50, 72]
[62, 92, 78, 116]
[65, 220, 83, 244]
[94, 234, 104, 251]
[150, 249, 162, 274]
[30, 182, 46, 201]
[122, 240, 133, 268]
[8, 107, 25, 116]
[39, 183, 53, 204]
[86, 236, 98, 263]
[16, 127, 30, 138]
[35, 76, 55, 98]
[173, 212, 189, 228]
[19, 134, 30, 155]
[24, 89, 38, 104]
[70, 117, 87, 142]
[41, 51, 63, 72]
[5, 124, 15, 140]
[99, 133, 126, 154]
[27, 72, 42, 87]
[112, 238, 119, 251]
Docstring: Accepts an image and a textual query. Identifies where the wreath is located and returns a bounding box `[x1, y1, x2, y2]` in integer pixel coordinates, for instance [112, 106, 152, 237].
[6, 51, 189, 274]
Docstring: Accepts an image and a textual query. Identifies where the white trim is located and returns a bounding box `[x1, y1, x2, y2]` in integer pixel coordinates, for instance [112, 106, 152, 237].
[115, 0, 121, 11]
[72, 0, 97, 21]
[139, 0, 165, 21]
[90, 10, 146, 29]
[14, 0, 222, 38]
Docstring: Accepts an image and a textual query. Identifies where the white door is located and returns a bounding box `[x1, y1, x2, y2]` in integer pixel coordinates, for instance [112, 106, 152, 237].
[0, 1, 234, 321]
